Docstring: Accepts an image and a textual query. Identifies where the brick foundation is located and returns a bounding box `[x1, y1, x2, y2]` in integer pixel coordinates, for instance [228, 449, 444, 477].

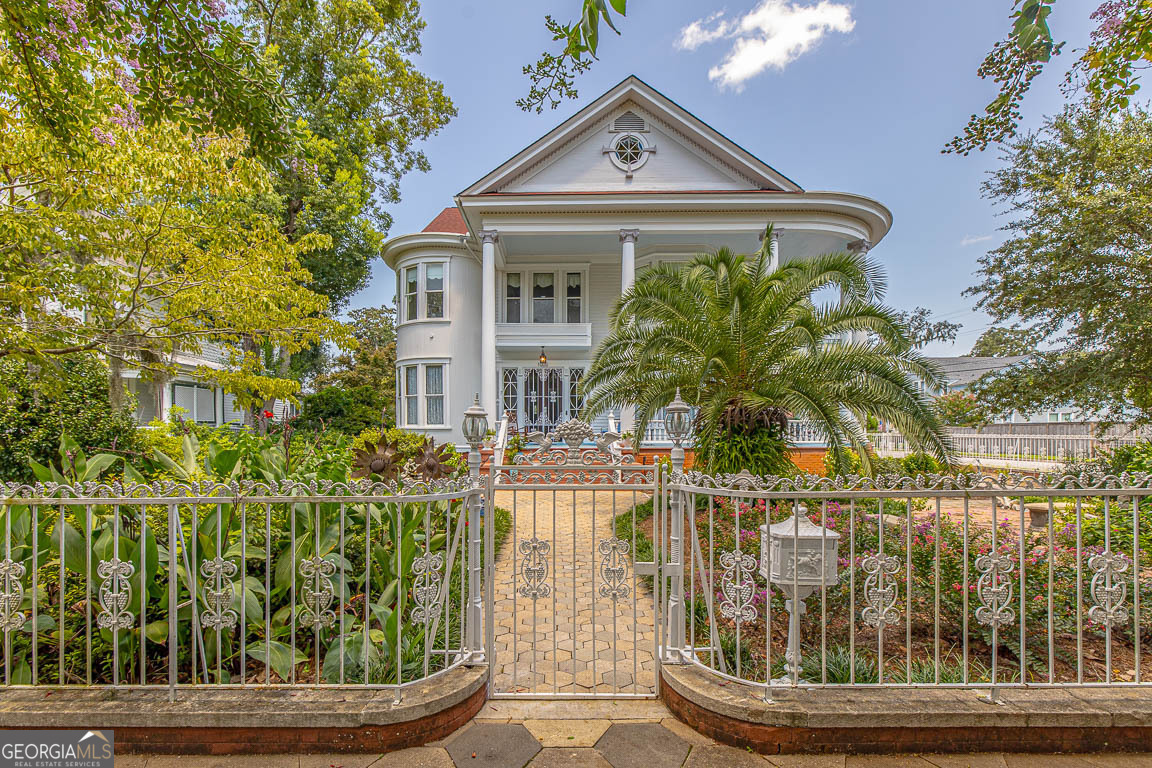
[661, 668, 1152, 754]
[111, 682, 486, 754]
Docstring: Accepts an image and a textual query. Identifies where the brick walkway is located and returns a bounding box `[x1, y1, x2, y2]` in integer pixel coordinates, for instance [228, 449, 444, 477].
[489, 489, 658, 696]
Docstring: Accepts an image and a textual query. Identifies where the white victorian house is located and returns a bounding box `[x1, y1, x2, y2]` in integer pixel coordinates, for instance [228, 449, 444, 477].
[382, 76, 892, 448]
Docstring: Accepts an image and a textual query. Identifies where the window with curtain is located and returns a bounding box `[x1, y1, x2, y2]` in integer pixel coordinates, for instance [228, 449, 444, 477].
[425, 264, 444, 318]
[425, 364, 445, 425]
[405, 267, 418, 322]
[404, 366, 418, 426]
[566, 273, 581, 323]
[505, 273, 521, 323]
[532, 273, 555, 323]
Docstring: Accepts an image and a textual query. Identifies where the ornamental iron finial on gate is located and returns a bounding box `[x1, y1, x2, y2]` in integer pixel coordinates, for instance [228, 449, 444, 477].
[515, 418, 632, 466]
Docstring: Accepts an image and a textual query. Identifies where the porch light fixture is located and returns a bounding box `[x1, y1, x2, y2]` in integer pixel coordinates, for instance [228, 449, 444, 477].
[461, 393, 489, 451]
[538, 347, 548, 367]
[663, 388, 692, 446]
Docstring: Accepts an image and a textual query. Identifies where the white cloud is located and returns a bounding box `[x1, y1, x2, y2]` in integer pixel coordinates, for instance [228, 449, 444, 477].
[677, 0, 855, 90]
[960, 234, 995, 247]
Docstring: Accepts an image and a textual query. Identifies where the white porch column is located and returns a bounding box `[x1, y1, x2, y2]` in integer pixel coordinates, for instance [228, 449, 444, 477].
[768, 227, 781, 272]
[845, 238, 872, 344]
[480, 230, 498, 420]
[619, 229, 639, 437]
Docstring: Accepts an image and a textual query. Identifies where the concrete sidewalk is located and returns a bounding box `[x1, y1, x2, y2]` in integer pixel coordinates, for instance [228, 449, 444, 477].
[121, 700, 1152, 767]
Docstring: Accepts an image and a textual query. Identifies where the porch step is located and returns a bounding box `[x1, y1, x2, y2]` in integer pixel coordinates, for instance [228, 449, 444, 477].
[476, 700, 670, 721]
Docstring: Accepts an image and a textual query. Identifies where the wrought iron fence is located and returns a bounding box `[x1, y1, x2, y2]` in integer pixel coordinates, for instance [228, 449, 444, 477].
[0, 479, 482, 698]
[664, 470, 1152, 700]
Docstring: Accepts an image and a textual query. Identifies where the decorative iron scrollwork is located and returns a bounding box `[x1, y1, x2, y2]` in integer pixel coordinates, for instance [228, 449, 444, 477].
[861, 553, 900, 628]
[200, 556, 238, 631]
[96, 558, 136, 630]
[718, 549, 758, 625]
[0, 559, 27, 633]
[975, 553, 1015, 628]
[1088, 550, 1131, 628]
[513, 419, 633, 465]
[518, 537, 551, 600]
[411, 552, 445, 624]
[598, 537, 631, 602]
[299, 555, 337, 628]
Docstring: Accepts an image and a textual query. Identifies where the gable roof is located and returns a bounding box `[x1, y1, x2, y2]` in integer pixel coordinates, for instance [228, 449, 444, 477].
[926, 356, 1031, 388]
[459, 75, 803, 197]
[422, 206, 468, 234]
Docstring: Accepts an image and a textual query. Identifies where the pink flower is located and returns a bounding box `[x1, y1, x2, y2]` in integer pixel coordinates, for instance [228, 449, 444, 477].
[91, 126, 116, 146]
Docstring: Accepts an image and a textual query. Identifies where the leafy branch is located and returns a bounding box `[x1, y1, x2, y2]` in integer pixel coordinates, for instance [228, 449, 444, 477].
[517, 0, 625, 113]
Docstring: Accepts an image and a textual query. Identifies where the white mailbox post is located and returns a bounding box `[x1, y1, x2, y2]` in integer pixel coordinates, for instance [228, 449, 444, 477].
[759, 504, 840, 684]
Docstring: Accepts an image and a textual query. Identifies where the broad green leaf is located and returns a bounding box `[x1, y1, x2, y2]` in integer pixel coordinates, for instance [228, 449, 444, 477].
[246, 640, 306, 682]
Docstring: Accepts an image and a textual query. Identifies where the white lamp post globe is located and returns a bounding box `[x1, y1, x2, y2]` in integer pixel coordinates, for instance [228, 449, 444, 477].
[461, 393, 489, 449]
[663, 388, 692, 446]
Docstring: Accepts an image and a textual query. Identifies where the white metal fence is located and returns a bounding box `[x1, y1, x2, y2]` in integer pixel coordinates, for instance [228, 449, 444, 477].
[868, 431, 1146, 464]
[662, 470, 1152, 700]
[0, 479, 481, 698]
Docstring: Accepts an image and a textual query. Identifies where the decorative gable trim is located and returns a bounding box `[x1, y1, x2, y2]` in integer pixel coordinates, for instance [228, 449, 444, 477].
[458, 76, 803, 197]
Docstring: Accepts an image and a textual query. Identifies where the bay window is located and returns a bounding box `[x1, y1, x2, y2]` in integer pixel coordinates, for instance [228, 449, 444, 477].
[399, 261, 448, 323]
[397, 361, 449, 428]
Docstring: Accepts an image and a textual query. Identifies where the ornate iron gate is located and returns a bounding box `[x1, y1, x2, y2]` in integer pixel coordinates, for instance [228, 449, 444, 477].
[484, 420, 662, 698]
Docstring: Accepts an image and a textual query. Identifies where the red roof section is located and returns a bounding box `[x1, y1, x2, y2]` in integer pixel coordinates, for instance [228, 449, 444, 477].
[422, 206, 468, 234]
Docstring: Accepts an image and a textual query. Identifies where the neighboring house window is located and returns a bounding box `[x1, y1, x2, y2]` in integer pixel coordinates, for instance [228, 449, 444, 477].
[569, 368, 584, 418]
[425, 364, 445, 425]
[173, 383, 216, 425]
[502, 368, 518, 417]
[506, 273, 521, 323]
[404, 365, 418, 426]
[566, 273, 581, 323]
[426, 264, 444, 319]
[405, 267, 418, 322]
[533, 273, 555, 323]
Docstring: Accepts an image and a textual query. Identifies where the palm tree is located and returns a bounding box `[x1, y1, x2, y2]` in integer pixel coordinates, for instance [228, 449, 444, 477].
[582, 233, 952, 474]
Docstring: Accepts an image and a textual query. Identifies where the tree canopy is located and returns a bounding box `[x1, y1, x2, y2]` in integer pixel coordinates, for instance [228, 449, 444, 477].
[967, 327, 1036, 357]
[967, 104, 1152, 423]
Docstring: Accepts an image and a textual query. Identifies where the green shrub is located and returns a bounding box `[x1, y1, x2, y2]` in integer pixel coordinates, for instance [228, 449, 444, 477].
[296, 385, 386, 435]
[694, 423, 794, 477]
[0, 357, 139, 483]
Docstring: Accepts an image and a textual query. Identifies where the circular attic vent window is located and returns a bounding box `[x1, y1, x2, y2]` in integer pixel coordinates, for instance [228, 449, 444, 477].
[608, 133, 651, 175]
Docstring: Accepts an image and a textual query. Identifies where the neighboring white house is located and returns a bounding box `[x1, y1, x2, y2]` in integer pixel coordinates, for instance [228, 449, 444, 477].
[924, 356, 1085, 424]
[381, 76, 893, 447]
[124, 343, 295, 427]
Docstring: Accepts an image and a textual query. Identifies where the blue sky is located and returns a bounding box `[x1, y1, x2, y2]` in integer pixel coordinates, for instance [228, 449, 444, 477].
[349, 1, 1095, 356]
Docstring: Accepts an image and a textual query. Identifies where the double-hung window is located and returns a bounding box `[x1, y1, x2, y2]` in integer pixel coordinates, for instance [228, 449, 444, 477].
[398, 362, 448, 428]
[404, 267, 419, 322]
[425, 264, 444, 319]
[400, 262, 448, 322]
[532, 273, 555, 323]
[403, 366, 419, 426]
[505, 273, 521, 323]
[425, 364, 445, 425]
[172, 383, 217, 425]
[503, 268, 588, 323]
[566, 272, 582, 323]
